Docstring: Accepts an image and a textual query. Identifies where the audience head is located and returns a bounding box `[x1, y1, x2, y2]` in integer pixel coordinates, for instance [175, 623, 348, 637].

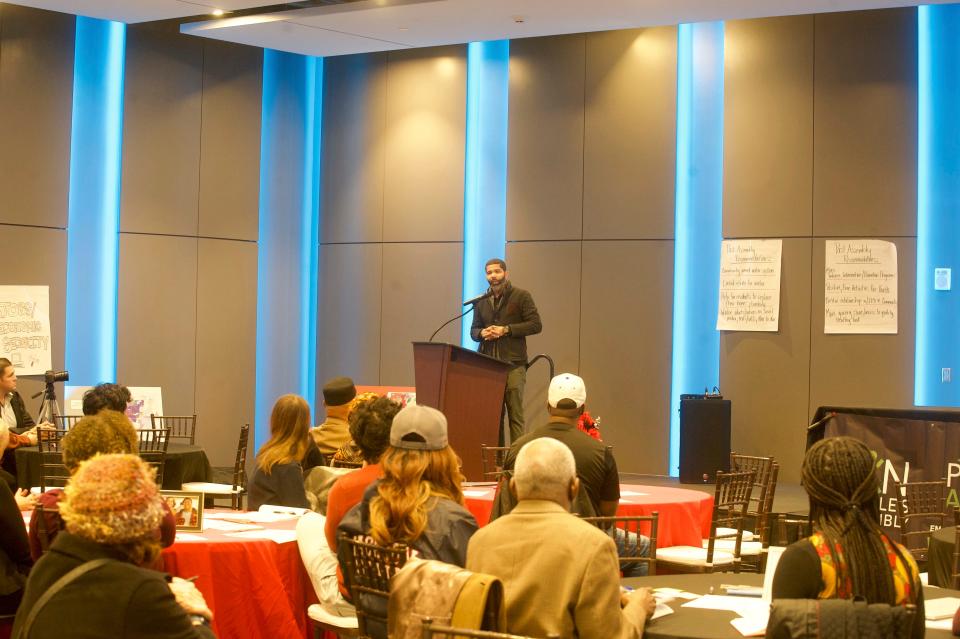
[547, 373, 587, 418]
[60, 453, 165, 566]
[369, 404, 465, 546]
[513, 437, 579, 508]
[322, 376, 356, 408]
[62, 410, 138, 473]
[82, 383, 132, 416]
[801, 436, 906, 604]
[257, 394, 311, 473]
[0, 358, 16, 395]
[348, 396, 400, 464]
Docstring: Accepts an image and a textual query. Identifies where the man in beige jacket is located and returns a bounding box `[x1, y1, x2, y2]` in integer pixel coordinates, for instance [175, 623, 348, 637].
[466, 437, 654, 639]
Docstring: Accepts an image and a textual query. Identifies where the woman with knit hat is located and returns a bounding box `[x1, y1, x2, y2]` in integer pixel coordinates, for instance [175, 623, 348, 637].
[12, 454, 216, 639]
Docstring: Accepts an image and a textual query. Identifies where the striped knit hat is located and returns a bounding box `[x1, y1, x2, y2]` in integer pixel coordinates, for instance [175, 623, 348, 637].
[60, 453, 165, 545]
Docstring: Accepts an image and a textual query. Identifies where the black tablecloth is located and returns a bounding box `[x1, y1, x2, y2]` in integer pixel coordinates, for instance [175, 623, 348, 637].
[15, 442, 212, 490]
[929, 525, 955, 588]
[622, 573, 956, 639]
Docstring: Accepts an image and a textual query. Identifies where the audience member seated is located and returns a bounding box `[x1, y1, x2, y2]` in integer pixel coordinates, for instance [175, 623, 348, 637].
[0, 480, 32, 616]
[0, 358, 49, 488]
[338, 404, 478, 639]
[771, 436, 924, 639]
[28, 410, 177, 560]
[499, 373, 649, 575]
[467, 438, 654, 639]
[81, 382, 132, 415]
[249, 394, 314, 511]
[311, 377, 357, 460]
[12, 454, 215, 638]
[330, 391, 379, 466]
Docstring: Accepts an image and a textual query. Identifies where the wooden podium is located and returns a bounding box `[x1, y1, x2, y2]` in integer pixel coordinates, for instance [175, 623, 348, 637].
[412, 342, 511, 481]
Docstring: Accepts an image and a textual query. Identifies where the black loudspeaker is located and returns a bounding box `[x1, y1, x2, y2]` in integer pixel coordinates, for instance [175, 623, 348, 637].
[679, 396, 731, 484]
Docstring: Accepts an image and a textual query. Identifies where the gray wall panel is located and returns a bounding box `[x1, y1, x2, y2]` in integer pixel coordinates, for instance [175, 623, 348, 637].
[197, 41, 262, 242]
[195, 238, 256, 466]
[584, 28, 677, 240]
[504, 241, 582, 435]
[382, 47, 465, 243]
[580, 240, 674, 475]
[808, 238, 916, 416]
[379, 243, 462, 386]
[812, 9, 917, 238]
[121, 27, 202, 236]
[0, 224, 67, 402]
[720, 239, 812, 482]
[0, 5, 73, 228]
[117, 234, 198, 416]
[316, 242, 383, 412]
[321, 54, 387, 244]
[507, 35, 584, 242]
[724, 16, 813, 238]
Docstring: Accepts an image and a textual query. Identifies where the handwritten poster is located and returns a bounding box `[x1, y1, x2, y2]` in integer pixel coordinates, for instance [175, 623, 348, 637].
[717, 240, 783, 332]
[0, 286, 52, 374]
[824, 240, 897, 334]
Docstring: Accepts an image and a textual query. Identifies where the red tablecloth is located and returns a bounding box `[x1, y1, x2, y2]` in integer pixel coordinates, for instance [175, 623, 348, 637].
[162, 512, 314, 639]
[463, 483, 714, 548]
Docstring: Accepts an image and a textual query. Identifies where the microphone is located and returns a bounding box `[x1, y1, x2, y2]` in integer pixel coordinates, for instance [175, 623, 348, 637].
[462, 290, 494, 306]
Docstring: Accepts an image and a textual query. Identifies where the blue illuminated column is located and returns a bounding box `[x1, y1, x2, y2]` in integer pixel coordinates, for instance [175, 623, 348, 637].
[65, 17, 126, 385]
[461, 40, 509, 347]
[916, 5, 960, 406]
[668, 23, 724, 475]
[255, 50, 323, 447]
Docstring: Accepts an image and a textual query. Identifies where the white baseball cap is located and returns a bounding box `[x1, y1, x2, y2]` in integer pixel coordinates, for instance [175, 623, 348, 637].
[548, 373, 587, 408]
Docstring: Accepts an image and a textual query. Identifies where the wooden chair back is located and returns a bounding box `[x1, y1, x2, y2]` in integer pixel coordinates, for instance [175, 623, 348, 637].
[331, 458, 363, 469]
[480, 445, 510, 481]
[231, 424, 250, 508]
[706, 469, 756, 573]
[730, 453, 779, 571]
[581, 513, 658, 576]
[51, 415, 83, 430]
[150, 414, 197, 445]
[138, 427, 171, 487]
[341, 536, 410, 639]
[421, 618, 558, 639]
[37, 428, 70, 492]
[898, 479, 957, 567]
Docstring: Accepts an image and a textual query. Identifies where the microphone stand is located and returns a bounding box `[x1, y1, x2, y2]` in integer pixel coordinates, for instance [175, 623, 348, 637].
[428, 306, 476, 342]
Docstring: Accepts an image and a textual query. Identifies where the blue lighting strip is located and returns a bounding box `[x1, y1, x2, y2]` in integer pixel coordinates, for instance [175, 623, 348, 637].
[669, 22, 725, 475]
[462, 40, 509, 347]
[65, 17, 126, 385]
[255, 50, 323, 448]
[915, 5, 960, 406]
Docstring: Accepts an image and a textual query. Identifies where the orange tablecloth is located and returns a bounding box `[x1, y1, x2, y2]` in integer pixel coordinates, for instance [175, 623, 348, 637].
[162, 512, 314, 639]
[463, 483, 714, 548]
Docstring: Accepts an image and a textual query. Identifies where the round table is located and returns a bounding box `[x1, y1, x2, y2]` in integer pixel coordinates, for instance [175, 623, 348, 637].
[928, 525, 956, 588]
[15, 442, 212, 490]
[463, 483, 714, 547]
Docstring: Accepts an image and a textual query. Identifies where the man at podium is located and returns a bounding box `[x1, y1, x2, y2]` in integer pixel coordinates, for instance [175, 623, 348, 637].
[469, 258, 542, 445]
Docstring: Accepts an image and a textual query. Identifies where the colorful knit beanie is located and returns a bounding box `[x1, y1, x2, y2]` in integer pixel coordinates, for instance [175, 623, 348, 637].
[60, 453, 165, 545]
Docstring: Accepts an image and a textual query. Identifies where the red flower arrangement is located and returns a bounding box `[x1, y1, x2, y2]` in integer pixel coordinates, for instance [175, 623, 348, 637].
[577, 411, 602, 441]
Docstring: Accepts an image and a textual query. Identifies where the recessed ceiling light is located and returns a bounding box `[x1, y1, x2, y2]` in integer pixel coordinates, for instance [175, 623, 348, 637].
[211, 8, 225, 17]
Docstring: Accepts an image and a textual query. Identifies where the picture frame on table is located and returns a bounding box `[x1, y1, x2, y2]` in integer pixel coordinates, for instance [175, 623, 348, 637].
[161, 490, 204, 532]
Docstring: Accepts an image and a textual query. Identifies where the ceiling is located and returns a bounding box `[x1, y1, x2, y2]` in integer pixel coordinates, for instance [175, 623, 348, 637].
[7, 0, 951, 57]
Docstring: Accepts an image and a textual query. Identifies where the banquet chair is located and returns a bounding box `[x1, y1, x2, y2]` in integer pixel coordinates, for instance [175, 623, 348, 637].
[309, 604, 359, 639]
[952, 525, 960, 590]
[183, 423, 250, 510]
[151, 414, 198, 445]
[331, 457, 364, 469]
[341, 536, 410, 639]
[897, 479, 958, 568]
[420, 618, 558, 639]
[138, 427, 171, 487]
[726, 454, 779, 571]
[51, 415, 83, 430]
[37, 427, 70, 493]
[480, 445, 510, 481]
[581, 513, 658, 576]
[656, 470, 756, 574]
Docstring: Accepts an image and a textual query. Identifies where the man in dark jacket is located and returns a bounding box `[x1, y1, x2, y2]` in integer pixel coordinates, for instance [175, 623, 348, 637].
[469, 258, 542, 445]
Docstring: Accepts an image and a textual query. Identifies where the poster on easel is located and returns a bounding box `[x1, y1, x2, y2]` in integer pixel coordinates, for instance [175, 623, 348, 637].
[0, 286, 52, 375]
[716, 240, 783, 332]
[824, 239, 897, 334]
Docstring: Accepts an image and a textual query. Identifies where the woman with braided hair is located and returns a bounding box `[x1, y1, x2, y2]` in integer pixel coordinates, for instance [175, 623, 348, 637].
[772, 436, 924, 638]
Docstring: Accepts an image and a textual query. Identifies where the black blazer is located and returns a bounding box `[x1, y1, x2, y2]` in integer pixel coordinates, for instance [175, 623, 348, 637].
[7, 391, 35, 433]
[469, 283, 542, 366]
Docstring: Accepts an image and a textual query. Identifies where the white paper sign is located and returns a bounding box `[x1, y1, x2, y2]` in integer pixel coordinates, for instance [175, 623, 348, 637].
[717, 240, 783, 332]
[824, 240, 897, 334]
[0, 286, 53, 375]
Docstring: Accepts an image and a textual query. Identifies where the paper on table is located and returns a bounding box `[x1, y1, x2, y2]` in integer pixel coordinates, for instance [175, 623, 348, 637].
[174, 533, 208, 542]
[202, 519, 264, 533]
[653, 588, 699, 601]
[926, 618, 953, 631]
[225, 528, 298, 544]
[683, 595, 769, 618]
[924, 596, 960, 620]
[651, 602, 674, 620]
[216, 511, 298, 524]
[730, 611, 769, 637]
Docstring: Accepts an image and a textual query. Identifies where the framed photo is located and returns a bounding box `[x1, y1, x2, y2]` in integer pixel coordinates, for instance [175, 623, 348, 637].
[161, 490, 204, 532]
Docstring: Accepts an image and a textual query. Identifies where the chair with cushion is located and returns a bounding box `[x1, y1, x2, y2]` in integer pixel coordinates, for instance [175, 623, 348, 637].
[897, 479, 957, 569]
[726, 453, 779, 571]
[37, 428, 70, 493]
[341, 536, 410, 639]
[420, 618, 558, 639]
[150, 414, 198, 445]
[581, 513, 658, 576]
[480, 445, 510, 481]
[308, 603, 359, 639]
[137, 427, 171, 487]
[51, 415, 83, 430]
[183, 424, 250, 510]
[657, 469, 756, 573]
